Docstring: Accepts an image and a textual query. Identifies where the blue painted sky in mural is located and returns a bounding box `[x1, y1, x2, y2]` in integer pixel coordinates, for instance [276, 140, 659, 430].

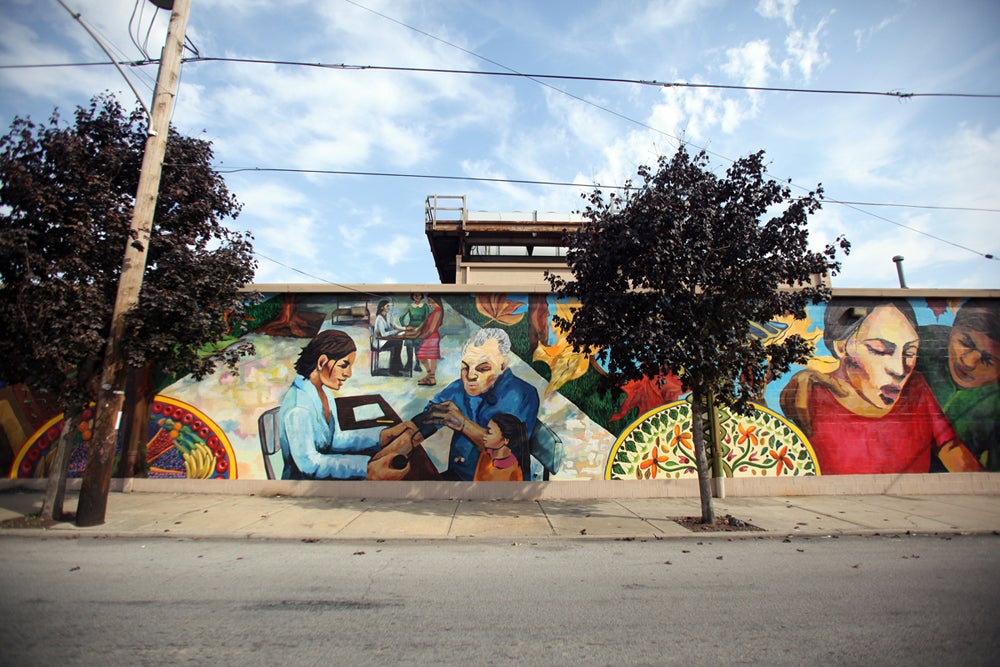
[1, 0, 998, 289]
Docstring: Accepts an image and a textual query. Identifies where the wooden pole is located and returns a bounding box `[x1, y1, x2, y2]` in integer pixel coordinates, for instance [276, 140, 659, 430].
[76, 0, 192, 527]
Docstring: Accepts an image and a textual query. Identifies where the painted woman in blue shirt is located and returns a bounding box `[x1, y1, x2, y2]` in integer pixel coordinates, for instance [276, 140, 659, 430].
[278, 329, 406, 480]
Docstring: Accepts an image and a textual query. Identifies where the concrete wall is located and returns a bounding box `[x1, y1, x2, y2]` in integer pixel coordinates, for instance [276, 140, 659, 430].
[4, 286, 998, 496]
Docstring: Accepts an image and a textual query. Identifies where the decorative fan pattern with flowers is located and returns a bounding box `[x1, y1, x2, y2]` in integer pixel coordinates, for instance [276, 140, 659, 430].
[606, 400, 819, 480]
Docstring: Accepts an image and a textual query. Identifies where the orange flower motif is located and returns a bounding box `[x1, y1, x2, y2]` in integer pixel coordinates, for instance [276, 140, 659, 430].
[769, 445, 793, 476]
[638, 445, 669, 479]
[670, 425, 693, 451]
[737, 423, 759, 447]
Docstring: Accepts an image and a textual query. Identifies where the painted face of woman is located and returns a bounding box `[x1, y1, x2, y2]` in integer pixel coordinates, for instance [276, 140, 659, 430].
[317, 352, 355, 391]
[837, 305, 919, 410]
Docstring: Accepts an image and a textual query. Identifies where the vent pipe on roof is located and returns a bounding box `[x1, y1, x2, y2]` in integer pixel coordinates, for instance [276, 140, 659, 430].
[892, 255, 908, 288]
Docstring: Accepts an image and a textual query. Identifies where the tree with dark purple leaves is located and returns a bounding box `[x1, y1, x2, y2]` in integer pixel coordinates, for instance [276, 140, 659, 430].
[548, 146, 849, 523]
[0, 94, 257, 520]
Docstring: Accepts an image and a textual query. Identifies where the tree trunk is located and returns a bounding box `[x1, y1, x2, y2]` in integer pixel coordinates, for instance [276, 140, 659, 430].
[708, 390, 725, 497]
[690, 389, 715, 524]
[40, 404, 81, 522]
[118, 364, 154, 478]
[258, 293, 324, 338]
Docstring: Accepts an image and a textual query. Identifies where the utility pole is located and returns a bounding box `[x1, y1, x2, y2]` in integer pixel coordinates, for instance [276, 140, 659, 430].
[76, 0, 192, 527]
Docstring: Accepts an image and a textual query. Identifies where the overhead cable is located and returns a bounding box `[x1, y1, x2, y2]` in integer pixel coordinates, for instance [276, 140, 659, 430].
[185, 165, 998, 262]
[5, 57, 998, 101]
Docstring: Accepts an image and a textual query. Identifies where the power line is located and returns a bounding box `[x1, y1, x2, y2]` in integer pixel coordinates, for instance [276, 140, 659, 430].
[340, 0, 999, 264]
[0, 60, 152, 69]
[179, 57, 1000, 100]
[5, 58, 999, 101]
[822, 199, 1000, 214]
[203, 165, 1000, 215]
[13, 58, 1000, 206]
[195, 165, 999, 262]
[53, 0, 153, 120]
[252, 250, 348, 285]
[252, 250, 401, 298]
[211, 166, 604, 190]
[832, 201, 996, 260]
[12, 5, 999, 264]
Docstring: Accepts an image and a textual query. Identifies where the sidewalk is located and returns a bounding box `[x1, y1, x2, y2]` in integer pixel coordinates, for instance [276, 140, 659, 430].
[2, 488, 999, 541]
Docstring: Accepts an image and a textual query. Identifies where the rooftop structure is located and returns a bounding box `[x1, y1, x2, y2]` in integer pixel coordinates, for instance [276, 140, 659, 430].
[424, 195, 834, 289]
[425, 195, 585, 285]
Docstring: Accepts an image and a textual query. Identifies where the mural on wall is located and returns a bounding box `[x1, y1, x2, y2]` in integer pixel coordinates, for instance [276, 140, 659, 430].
[3, 292, 998, 482]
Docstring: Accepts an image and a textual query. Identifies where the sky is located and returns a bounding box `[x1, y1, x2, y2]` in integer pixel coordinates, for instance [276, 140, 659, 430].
[1, 0, 998, 290]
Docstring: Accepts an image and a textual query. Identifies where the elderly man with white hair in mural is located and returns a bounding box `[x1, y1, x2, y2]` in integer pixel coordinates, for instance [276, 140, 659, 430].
[375, 327, 539, 481]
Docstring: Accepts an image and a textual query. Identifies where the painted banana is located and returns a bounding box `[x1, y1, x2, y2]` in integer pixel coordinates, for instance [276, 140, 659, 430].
[183, 443, 215, 479]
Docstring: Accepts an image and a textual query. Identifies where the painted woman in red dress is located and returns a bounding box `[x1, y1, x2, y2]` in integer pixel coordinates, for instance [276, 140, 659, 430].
[780, 299, 982, 474]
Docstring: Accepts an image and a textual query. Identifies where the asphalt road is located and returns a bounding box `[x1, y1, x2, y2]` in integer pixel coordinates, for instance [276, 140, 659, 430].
[1, 534, 998, 666]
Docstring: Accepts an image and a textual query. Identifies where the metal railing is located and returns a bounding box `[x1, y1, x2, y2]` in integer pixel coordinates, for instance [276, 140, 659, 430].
[425, 195, 467, 231]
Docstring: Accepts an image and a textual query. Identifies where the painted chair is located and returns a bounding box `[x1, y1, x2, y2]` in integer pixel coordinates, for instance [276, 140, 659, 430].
[528, 419, 564, 481]
[257, 405, 281, 480]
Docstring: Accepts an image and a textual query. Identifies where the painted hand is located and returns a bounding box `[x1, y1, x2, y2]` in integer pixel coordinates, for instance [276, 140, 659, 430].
[424, 401, 466, 431]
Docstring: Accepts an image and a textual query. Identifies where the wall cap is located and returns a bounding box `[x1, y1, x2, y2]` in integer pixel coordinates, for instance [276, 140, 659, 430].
[244, 283, 1000, 297]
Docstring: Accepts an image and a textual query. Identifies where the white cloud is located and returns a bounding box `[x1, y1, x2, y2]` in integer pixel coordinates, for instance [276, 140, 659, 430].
[820, 115, 904, 189]
[230, 180, 307, 221]
[820, 123, 1000, 289]
[781, 17, 831, 81]
[255, 214, 320, 262]
[756, 0, 798, 27]
[3, 1, 997, 290]
[854, 14, 900, 51]
[170, 5, 515, 178]
[722, 39, 775, 88]
[612, 0, 723, 46]
[371, 234, 415, 266]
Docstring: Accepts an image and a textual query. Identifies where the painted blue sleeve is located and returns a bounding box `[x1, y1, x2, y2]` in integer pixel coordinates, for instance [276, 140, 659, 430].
[282, 406, 369, 480]
[374, 315, 390, 337]
[492, 382, 540, 436]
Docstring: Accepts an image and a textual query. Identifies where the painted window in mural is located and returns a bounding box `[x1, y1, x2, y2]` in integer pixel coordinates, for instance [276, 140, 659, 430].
[3, 293, 997, 481]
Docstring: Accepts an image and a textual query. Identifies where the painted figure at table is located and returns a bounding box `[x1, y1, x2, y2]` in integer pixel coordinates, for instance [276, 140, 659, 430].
[780, 299, 982, 474]
[379, 328, 539, 481]
[373, 299, 407, 376]
[278, 329, 408, 480]
[917, 299, 1000, 470]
